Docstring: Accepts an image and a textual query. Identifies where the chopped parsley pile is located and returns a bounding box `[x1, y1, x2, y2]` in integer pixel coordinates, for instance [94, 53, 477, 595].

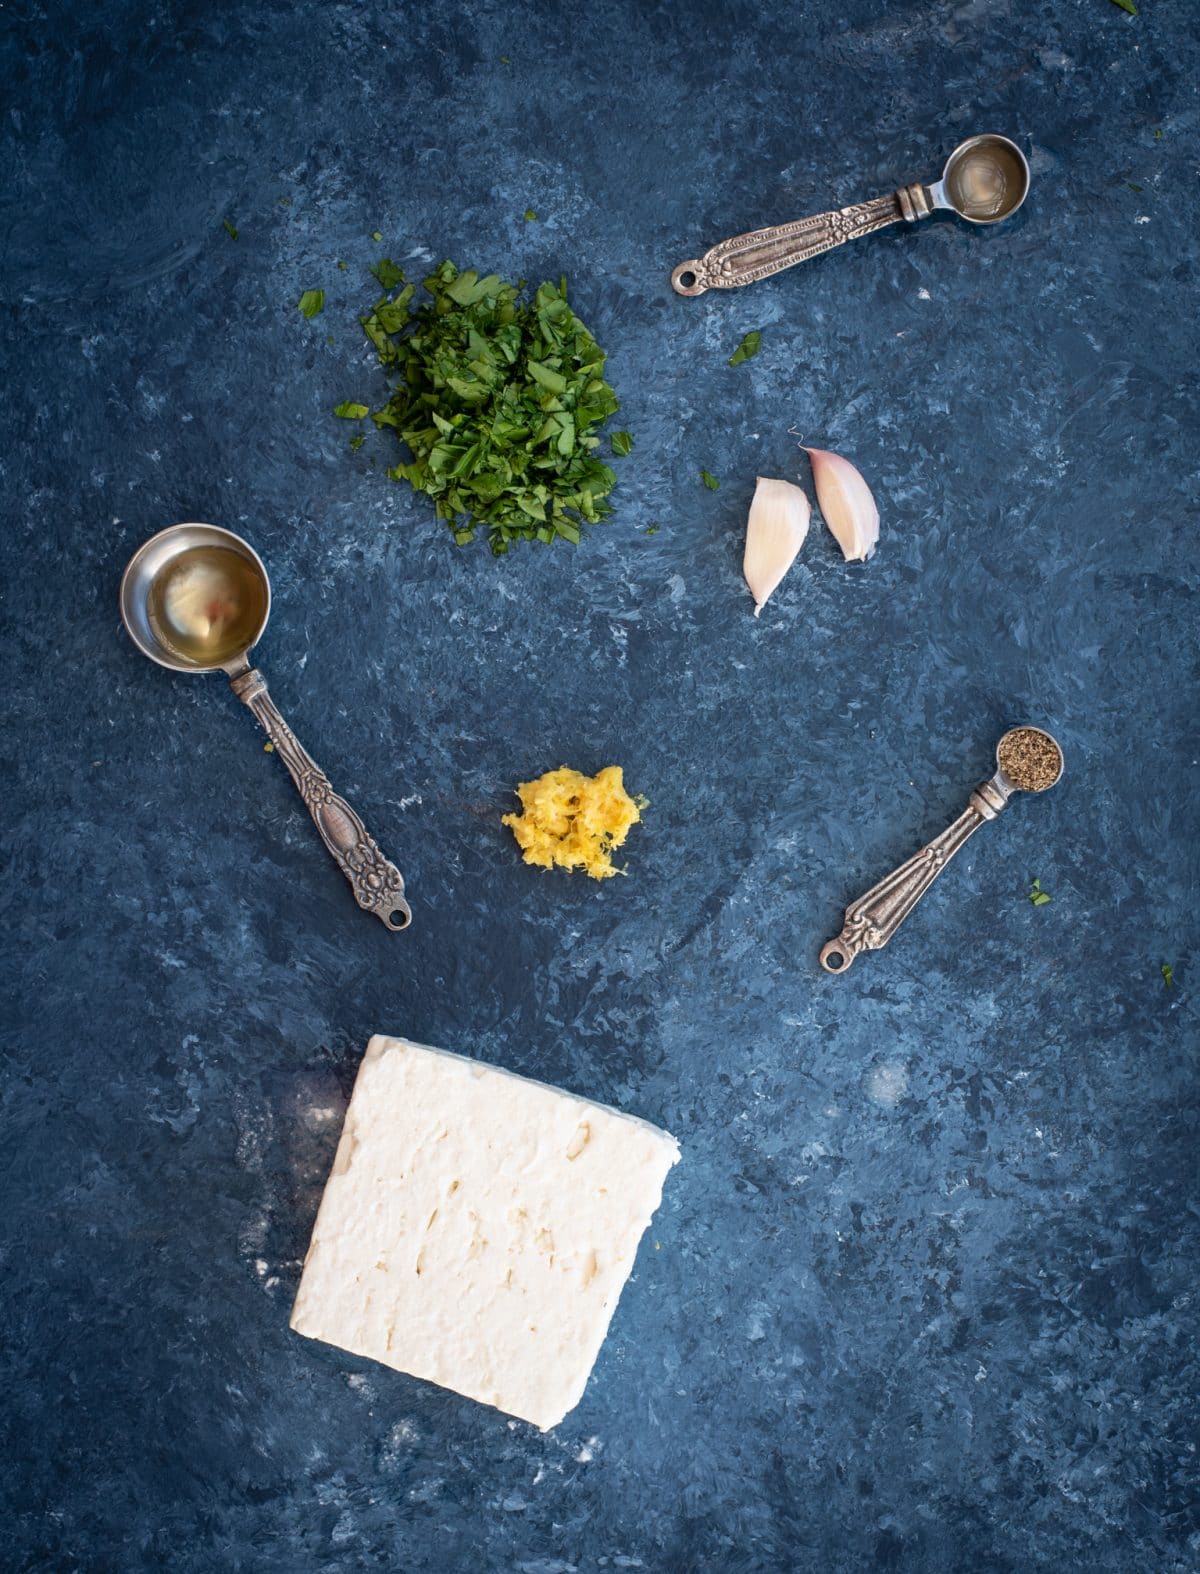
[349, 260, 624, 554]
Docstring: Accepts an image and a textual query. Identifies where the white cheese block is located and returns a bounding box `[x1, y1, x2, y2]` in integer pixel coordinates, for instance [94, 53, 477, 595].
[290, 1035, 680, 1430]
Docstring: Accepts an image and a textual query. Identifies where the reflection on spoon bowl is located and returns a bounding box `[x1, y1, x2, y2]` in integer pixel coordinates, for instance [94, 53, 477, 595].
[120, 522, 271, 675]
[934, 134, 1030, 225]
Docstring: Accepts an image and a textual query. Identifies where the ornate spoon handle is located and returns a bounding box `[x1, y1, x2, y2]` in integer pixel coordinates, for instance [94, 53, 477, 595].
[230, 667, 411, 931]
[820, 777, 1010, 973]
[672, 183, 932, 295]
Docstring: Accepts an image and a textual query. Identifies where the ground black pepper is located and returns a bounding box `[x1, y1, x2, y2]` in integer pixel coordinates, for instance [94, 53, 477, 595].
[998, 727, 1062, 792]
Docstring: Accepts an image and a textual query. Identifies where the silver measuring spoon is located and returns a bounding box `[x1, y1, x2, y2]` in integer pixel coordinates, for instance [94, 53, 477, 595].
[120, 523, 412, 931]
[672, 133, 1029, 296]
[819, 726, 1063, 974]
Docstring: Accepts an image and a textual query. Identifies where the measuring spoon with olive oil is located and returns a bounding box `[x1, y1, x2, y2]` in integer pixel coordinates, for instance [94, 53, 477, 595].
[146, 545, 269, 667]
[672, 133, 1030, 295]
[120, 523, 411, 931]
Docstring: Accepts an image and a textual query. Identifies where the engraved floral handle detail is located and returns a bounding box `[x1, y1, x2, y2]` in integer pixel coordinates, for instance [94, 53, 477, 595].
[820, 777, 1011, 973]
[230, 668, 411, 931]
[672, 183, 933, 295]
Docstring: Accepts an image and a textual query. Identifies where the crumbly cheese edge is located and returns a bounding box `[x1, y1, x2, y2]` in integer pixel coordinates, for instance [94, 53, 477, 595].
[367, 1035, 676, 1141]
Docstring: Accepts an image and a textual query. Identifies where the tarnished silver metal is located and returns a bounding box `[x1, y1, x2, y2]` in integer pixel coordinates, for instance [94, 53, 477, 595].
[230, 669, 412, 930]
[672, 134, 1029, 296]
[119, 522, 412, 931]
[819, 726, 1062, 975]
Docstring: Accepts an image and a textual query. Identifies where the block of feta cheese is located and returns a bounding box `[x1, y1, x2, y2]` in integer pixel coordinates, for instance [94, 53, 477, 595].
[290, 1035, 680, 1430]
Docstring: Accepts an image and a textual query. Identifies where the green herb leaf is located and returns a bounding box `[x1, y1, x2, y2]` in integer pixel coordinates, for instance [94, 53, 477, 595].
[1128, 182, 1143, 193]
[333, 401, 369, 419]
[372, 231, 383, 242]
[279, 196, 291, 207]
[700, 468, 720, 491]
[527, 359, 567, 393]
[337, 260, 348, 271]
[1028, 878, 1052, 906]
[352, 260, 624, 553]
[1161, 962, 1175, 988]
[1109, 0, 1137, 12]
[222, 218, 238, 240]
[298, 289, 325, 318]
[349, 434, 365, 451]
[499, 54, 510, 63]
[729, 329, 762, 366]
[524, 209, 538, 221]
[611, 431, 633, 457]
[370, 257, 406, 291]
[645, 524, 659, 536]
[1154, 127, 1163, 139]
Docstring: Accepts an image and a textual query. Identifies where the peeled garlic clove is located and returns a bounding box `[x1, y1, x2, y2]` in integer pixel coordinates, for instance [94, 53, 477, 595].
[805, 447, 879, 561]
[743, 476, 811, 616]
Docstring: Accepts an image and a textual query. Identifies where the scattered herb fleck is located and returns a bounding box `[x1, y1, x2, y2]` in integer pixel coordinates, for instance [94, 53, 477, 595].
[1128, 182, 1143, 193]
[499, 55, 510, 63]
[372, 231, 383, 242]
[326, 335, 335, 346]
[337, 260, 348, 271]
[1109, 0, 1137, 12]
[353, 259, 624, 553]
[645, 524, 659, 535]
[700, 468, 721, 491]
[333, 401, 369, 419]
[611, 431, 633, 457]
[279, 196, 291, 207]
[1161, 962, 1175, 988]
[1028, 878, 1052, 907]
[298, 289, 325, 319]
[1154, 127, 1163, 140]
[349, 434, 365, 451]
[729, 329, 762, 366]
[524, 209, 538, 221]
[222, 218, 238, 240]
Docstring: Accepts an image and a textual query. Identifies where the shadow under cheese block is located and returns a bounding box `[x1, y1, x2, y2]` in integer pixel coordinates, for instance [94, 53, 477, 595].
[290, 1035, 681, 1431]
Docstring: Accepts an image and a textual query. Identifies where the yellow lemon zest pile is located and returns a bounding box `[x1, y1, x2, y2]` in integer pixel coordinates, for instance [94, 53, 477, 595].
[502, 765, 643, 880]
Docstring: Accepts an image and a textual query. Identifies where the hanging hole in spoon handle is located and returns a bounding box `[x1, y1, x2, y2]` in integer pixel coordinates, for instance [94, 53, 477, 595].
[671, 261, 706, 297]
[819, 940, 854, 974]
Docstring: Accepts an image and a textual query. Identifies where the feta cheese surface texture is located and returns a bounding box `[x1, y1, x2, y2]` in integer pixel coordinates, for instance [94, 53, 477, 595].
[290, 1035, 681, 1430]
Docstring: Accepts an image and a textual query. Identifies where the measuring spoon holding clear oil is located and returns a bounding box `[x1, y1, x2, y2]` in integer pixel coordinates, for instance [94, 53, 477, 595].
[120, 523, 412, 931]
[672, 133, 1030, 295]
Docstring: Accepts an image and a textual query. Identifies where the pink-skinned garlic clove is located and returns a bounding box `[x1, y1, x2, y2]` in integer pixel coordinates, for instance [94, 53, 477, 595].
[743, 476, 811, 616]
[804, 447, 879, 562]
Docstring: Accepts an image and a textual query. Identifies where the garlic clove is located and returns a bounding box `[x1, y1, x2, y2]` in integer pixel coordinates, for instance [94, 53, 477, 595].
[743, 476, 811, 616]
[804, 447, 879, 562]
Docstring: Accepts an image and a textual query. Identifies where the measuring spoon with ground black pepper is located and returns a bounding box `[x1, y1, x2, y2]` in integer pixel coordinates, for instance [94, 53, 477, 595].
[819, 727, 1063, 974]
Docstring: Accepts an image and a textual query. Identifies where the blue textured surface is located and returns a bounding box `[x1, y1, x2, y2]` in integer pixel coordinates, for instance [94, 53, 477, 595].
[2, 1, 1198, 1569]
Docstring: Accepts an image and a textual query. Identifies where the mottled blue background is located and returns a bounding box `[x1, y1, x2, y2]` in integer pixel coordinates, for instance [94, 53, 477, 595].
[2, 0, 1198, 1569]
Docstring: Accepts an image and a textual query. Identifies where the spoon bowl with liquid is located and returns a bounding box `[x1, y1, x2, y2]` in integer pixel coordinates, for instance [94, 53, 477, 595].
[120, 523, 412, 931]
[672, 133, 1030, 295]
